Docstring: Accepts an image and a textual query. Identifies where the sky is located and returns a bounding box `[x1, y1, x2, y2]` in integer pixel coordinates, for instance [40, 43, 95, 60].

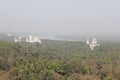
[0, 0, 120, 36]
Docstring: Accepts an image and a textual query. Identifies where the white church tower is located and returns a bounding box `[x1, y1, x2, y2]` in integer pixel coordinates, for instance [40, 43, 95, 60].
[86, 38, 100, 50]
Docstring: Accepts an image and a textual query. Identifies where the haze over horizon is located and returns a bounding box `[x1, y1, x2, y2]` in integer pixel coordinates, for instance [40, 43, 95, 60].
[0, 0, 120, 36]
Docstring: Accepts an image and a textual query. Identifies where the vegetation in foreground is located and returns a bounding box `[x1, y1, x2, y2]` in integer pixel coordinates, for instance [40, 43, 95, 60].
[0, 40, 120, 80]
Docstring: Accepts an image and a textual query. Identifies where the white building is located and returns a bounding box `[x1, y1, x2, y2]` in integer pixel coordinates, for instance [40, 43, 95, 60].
[14, 36, 22, 42]
[26, 35, 41, 43]
[86, 38, 100, 50]
[91, 38, 97, 44]
[7, 34, 11, 37]
[86, 39, 90, 45]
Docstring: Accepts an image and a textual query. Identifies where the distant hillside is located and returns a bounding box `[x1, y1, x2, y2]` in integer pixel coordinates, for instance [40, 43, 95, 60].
[0, 40, 120, 80]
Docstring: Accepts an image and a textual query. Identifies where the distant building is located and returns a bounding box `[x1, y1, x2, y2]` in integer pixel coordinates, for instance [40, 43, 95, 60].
[7, 34, 11, 37]
[91, 38, 97, 44]
[86, 39, 90, 45]
[14, 35, 41, 43]
[26, 35, 41, 43]
[14, 36, 22, 42]
[86, 38, 100, 50]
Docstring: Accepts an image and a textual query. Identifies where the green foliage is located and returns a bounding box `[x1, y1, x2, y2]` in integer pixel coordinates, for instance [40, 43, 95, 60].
[47, 61, 62, 72]
[105, 76, 115, 80]
[0, 40, 120, 80]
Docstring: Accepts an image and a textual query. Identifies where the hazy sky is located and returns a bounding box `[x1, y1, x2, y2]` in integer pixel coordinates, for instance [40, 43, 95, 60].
[0, 0, 120, 35]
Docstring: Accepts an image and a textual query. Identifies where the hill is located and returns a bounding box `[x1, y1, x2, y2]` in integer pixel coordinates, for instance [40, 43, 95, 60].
[0, 40, 120, 80]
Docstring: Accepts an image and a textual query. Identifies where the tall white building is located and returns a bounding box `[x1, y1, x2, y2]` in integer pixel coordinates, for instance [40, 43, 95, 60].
[91, 38, 97, 44]
[26, 35, 41, 43]
[86, 39, 90, 45]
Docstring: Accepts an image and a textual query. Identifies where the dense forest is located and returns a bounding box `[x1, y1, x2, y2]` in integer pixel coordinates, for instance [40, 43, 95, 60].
[0, 40, 120, 80]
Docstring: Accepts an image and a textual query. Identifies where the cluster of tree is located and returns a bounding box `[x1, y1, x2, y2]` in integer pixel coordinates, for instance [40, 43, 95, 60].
[0, 40, 120, 80]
